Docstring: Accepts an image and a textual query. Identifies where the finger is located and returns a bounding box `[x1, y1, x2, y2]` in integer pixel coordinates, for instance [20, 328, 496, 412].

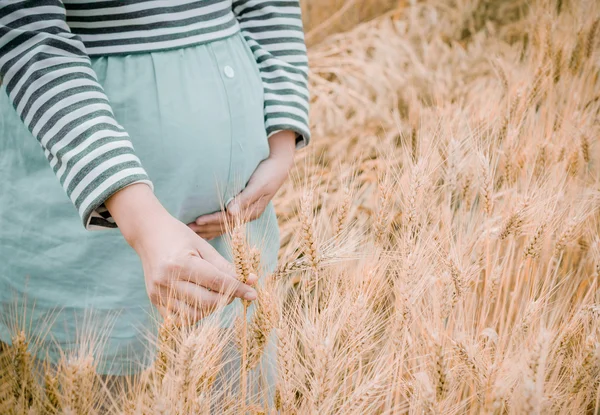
[149, 284, 176, 310]
[195, 235, 259, 284]
[243, 198, 270, 222]
[182, 255, 257, 301]
[200, 239, 258, 285]
[226, 180, 265, 219]
[167, 299, 203, 326]
[196, 238, 237, 278]
[194, 229, 224, 240]
[192, 231, 225, 241]
[195, 211, 228, 226]
[189, 224, 227, 236]
[172, 280, 234, 312]
[157, 305, 171, 321]
[197, 232, 223, 241]
[152, 286, 214, 326]
[246, 272, 259, 286]
[155, 294, 196, 327]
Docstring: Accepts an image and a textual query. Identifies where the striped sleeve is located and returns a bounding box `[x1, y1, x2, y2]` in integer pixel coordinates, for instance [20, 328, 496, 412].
[232, 0, 311, 149]
[0, 0, 153, 230]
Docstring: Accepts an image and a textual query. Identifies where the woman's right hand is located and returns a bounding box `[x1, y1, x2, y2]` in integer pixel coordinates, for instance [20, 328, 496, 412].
[105, 183, 257, 325]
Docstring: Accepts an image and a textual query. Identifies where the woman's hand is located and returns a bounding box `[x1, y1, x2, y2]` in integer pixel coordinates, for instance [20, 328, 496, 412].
[188, 130, 296, 240]
[106, 184, 258, 326]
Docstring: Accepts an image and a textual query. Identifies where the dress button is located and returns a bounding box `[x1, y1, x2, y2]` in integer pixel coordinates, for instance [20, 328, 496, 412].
[224, 65, 235, 78]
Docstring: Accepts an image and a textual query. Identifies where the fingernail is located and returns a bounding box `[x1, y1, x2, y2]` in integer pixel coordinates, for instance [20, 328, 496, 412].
[244, 290, 257, 301]
[196, 219, 205, 225]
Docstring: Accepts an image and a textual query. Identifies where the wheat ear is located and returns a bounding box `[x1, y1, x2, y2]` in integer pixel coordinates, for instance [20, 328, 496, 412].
[246, 288, 278, 371]
[232, 224, 251, 412]
[43, 363, 61, 415]
[277, 322, 296, 414]
[155, 314, 177, 384]
[333, 184, 352, 239]
[10, 330, 37, 411]
[299, 191, 320, 273]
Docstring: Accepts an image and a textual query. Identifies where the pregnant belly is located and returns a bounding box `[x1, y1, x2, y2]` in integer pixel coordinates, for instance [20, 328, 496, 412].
[122, 97, 269, 225]
[92, 34, 270, 224]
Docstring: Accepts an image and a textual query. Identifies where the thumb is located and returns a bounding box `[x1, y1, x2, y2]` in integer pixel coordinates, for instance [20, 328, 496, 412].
[227, 181, 262, 218]
[226, 198, 242, 217]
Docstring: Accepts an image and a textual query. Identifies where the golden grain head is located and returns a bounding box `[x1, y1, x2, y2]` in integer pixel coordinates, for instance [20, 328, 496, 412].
[3, 0, 600, 414]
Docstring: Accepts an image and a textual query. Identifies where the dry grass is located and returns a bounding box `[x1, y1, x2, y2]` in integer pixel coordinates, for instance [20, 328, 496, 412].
[2, 0, 600, 413]
[301, 0, 399, 46]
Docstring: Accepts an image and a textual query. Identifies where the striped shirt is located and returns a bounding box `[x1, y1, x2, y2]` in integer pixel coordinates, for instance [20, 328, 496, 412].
[0, 0, 310, 229]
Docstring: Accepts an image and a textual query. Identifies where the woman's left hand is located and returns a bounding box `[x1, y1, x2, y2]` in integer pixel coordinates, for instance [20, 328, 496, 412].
[188, 130, 296, 240]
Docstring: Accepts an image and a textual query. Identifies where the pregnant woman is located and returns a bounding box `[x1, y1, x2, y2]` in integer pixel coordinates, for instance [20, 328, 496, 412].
[0, 0, 310, 380]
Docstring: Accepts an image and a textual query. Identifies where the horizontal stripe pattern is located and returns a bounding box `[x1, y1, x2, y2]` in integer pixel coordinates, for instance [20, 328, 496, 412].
[65, 0, 241, 56]
[0, 0, 156, 230]
[0, 0, 309, 230]
[233, 0, 310, 148]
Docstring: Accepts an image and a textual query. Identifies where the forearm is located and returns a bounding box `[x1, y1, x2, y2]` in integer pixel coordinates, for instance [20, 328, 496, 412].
[233, 0, 311, 149]
[1, 1, 151, 230]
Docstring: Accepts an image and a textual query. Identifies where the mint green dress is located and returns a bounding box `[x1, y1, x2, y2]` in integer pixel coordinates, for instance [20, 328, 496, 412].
[0, 32, 281, 375]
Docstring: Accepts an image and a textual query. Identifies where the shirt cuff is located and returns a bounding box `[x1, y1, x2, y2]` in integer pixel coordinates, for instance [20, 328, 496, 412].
[267, 124, 311, 150]
[81, 173, 153, 230]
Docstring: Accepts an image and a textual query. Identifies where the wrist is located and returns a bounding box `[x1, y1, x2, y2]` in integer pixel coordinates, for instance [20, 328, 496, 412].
[268, 130, 296, 168]
[105, 183, 172, 251]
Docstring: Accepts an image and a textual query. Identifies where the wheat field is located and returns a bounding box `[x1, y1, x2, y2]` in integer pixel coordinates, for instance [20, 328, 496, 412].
[2, 0, 600, 413]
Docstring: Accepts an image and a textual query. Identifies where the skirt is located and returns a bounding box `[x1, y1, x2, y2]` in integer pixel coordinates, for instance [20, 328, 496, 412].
[0, 31, 280, 376]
